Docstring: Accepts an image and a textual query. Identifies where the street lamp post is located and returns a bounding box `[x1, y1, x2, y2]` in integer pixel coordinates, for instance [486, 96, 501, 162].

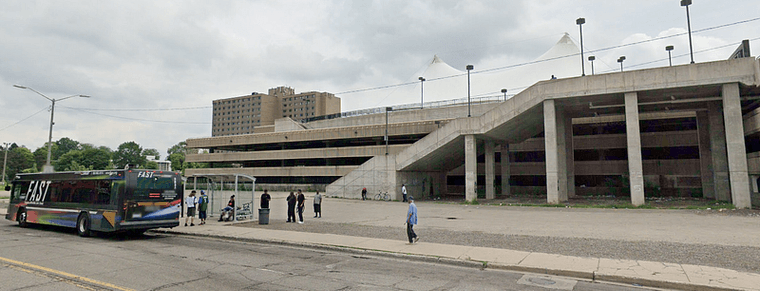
[588, 55, 596, 75]
[418, 77, 425, 108]
[501, 88, 507, 101]
[14, 85, 90, 172]
[681, 0, 694, 64]
[617, 56, 626, 72]
[466, 65, 473, 117]
[666, 45, 674, 66]
[385, 107, 392, 155]
[1, 142, 8, 185]
[576, 18, 586, 76]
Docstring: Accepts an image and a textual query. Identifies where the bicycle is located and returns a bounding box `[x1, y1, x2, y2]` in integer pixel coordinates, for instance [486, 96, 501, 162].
[374, 190, 390, 201]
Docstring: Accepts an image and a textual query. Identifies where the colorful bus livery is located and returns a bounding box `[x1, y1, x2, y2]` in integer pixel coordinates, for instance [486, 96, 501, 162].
[5, 169, 183, 236]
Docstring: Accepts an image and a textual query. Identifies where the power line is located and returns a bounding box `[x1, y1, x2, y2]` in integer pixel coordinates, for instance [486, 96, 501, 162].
[336, 16, 760, 96]
[0, 106, 50, 132]
[60, 105, 211, 112]
[62, 107, 211, 125]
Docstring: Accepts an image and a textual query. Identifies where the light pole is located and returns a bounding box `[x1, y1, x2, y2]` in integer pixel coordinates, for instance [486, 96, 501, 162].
[617, 56, 626, 72]
[588, 55, 596, 75]
[501, 88, 507, 101]
[1, 142, 8, 185]
[681, 0, 694, 64]
[14, 85, 90, 172]
[385, 107, 392, 155]
[466, 65, 473, 117]
[576, 18, 586, 76]
[418, 77, 425, 108]
[666, 45, 674, 66]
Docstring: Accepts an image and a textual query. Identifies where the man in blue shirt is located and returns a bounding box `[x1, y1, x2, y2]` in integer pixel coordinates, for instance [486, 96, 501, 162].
[406, 196, 419, 244]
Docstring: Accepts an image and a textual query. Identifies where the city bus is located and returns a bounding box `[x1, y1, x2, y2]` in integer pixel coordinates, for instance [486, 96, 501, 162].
[4, 169, 182, 236]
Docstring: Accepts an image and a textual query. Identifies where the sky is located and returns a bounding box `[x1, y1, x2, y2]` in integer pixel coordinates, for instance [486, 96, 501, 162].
[1, 0, 758, 158]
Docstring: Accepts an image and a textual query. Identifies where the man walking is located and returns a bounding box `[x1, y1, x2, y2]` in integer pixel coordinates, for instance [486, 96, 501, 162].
[313, 191, 322, 218]
[287, 192, 296, 223]
[401, 184, 408, 202]
[406, 196, 419, 244]
[296, 189, 305, 224]
[197, 190, 209, 225]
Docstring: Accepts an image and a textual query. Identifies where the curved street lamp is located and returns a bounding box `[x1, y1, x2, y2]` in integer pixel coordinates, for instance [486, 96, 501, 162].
[666, 45, 674, 66]
[14, 85, 90, 172]
[466, 65, 473, 117]
[418, 76, 425, 109]
[617, 56, 626, 72]
[576, 17, 586, 76]
[681, 0, 695, 64]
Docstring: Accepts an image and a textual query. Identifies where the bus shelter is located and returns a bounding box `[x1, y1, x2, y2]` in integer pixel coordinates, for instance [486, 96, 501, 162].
[188, 174, 256, 222]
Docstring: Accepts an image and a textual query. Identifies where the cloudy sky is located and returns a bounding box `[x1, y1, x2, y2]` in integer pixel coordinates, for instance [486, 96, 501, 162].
[1, 0, 758, 157]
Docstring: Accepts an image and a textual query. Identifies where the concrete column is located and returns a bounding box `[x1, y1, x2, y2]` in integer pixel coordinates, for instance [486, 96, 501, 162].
[439, 171, 448, 197]
[625, 92, 646, 206]
[544, 100, 567, 204]
[708, 102, 731, 201]
[465, 134, 477, 202]
[696, 111, 715, 199]
[564, 115, 576, 198]
[722, 83, 752, 209]
[485, 140, 495, 199]
[500, 144, 511, 197]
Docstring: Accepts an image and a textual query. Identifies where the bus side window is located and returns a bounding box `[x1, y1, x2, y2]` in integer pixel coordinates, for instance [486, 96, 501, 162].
[47, 182, 61, 202]
[111, 181, 125, 206]
[96, 180, 111, 205]
[12, 182, 30, 202]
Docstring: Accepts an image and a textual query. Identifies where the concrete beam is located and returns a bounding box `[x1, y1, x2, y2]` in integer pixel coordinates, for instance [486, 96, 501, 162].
[625, 92, 646, 206]
[544, 100, 568, 204]
[696, 111, 715, 199]
[708, 102, 731, 201]
[485, 140, 495, 199]
[465, 134, 477, 202]
[722, 83, 752, 209]
[500, 144, 511, 197]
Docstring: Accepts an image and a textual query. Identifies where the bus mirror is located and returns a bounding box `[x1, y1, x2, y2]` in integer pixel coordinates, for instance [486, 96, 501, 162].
[4, 185, 9, 191]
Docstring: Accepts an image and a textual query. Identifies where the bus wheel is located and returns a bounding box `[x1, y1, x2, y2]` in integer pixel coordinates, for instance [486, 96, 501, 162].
[77, 214, 91, 237]
[17, 209, 28, 228]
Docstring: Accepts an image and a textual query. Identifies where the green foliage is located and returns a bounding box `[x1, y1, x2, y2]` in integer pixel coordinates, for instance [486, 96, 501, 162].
[166, 141, 186, 157]
[53, 137, 80, 160]
[144, 161, 159, 170]
[6, 146, 34, 180]
[113, 141, 146, 169]
[32, 147, 48, 172]
[143, 148, 160, 160]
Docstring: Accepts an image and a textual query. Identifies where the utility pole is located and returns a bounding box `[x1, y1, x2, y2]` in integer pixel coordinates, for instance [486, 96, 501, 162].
[1, 142, 9, 185]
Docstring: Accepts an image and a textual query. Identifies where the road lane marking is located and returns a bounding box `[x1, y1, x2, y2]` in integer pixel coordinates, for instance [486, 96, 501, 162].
[0, 256, 135, 291]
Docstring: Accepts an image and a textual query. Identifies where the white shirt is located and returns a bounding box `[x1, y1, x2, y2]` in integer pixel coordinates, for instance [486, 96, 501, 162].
[185, 196, 197, 208]
[402, 185, 407, 195]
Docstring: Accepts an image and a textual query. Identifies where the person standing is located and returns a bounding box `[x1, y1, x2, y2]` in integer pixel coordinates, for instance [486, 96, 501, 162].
[401, 184, 408, 202]
[286, 192, 296, 223]
[185, 191, 197, 226]
[296, 189, 305, 224]
[197, 190, 209, 225]
[260, 189, 271, 209]
[361, 187, 367, 200]
[313, 191, 322, 218]
[406, 196, 419, 244]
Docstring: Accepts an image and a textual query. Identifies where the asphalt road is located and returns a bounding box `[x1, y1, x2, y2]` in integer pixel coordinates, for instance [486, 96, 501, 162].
[0, 221, 662, 291]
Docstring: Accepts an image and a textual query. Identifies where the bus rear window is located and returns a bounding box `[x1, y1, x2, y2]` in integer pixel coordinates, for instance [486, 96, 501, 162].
[132, 176, 178, 200]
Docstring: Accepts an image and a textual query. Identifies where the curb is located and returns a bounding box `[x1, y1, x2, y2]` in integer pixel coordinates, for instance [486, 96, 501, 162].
[152, 229, 745, 291]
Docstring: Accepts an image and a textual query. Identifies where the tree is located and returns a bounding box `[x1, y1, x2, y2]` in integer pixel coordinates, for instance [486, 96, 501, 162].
[143, 148, 160, 160]
[55, 150, 85, 171]
[81, 147, 112, 170]
[167, 141, 187, 157]
[6, 146, 34, 180]
[32, 147, 48, 172]
[144, 161, 159, 170]
[53, 137, 80, 160]
[168, 152, 185, 171]
[113, 141, 146, 169]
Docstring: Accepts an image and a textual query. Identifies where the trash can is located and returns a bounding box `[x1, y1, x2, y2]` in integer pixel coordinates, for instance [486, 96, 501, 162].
[258, 208, 270, 225]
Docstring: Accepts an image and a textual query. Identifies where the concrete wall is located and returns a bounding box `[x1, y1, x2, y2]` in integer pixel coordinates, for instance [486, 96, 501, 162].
[326, 155, 396, 199]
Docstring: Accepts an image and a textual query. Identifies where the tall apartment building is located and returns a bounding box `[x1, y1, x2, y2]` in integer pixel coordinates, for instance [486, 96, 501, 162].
[212, 86, 341, 136]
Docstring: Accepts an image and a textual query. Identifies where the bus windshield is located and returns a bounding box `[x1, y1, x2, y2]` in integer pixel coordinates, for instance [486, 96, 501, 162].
[132, 175, 178, 200]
